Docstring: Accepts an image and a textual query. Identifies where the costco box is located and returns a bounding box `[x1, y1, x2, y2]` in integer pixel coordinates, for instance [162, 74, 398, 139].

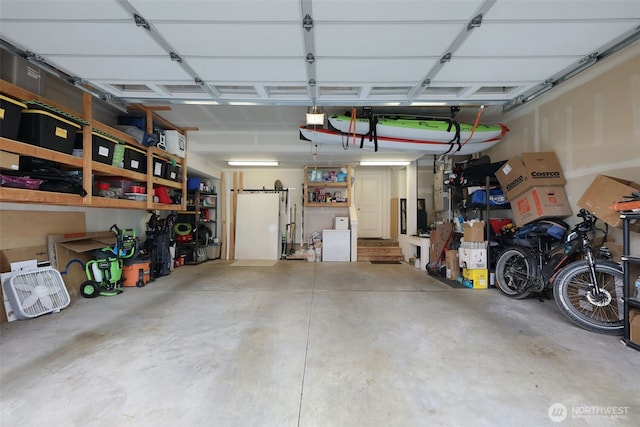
[577, 175, 640, 232]
[496, 152, 565, 199]
[462, 220, 485, 242]
[17, 109, 81, 155]
[510, 186, 572, 226]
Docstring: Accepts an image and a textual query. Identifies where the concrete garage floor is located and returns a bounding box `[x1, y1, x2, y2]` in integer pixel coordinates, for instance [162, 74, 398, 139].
[1, 261, 638, 427]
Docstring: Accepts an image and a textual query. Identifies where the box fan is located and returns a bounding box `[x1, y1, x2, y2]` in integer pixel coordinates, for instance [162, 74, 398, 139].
[2, 268, 70, 319]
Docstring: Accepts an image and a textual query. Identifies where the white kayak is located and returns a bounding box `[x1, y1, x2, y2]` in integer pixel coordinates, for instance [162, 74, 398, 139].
[299, 126, 505, 156]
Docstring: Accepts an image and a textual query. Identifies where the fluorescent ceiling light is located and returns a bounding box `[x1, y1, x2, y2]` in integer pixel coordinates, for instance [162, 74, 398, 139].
[360, 161, 410, 166]
[410, 101, 448, 106]
[306, 113, 325, 125]
[182, 100, 219, 105]
[227, 161, 279, 166]
[228, 101, 259, 106]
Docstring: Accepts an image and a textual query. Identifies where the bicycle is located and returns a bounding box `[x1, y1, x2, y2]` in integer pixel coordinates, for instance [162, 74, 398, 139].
[495, 209, 624, 335]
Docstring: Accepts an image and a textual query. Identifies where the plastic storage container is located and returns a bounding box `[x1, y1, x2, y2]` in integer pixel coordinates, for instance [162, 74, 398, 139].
[187, 177, 201, 191]
[18, 109, 81, 154]
[164, 162, 182, 182]
[123, 145, 147, 173]
[152, 156, 166, 178]
[163, 130, 186, 158]
[0, 94, 27, 139]
[76, 131, 118, 165]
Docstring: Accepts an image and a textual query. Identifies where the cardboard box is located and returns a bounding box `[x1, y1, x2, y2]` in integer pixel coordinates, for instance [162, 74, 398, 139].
[458, 247, 488, 269]
[510, 186, 572, 226]
[429, 222, 453, 263]
[630, 309, 640, 344]
[577, 175, 640, 233]
[0, 245, 49, 272]
[445, 249, 460, 280]
[496, 152, 565, 199]
[464, 268, 488, 289]
[462, 220, 485, 242]
[49, 231, 116, 299]
[0, 151, 20, 170]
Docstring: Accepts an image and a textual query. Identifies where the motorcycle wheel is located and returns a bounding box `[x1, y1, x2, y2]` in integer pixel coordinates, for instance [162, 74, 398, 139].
[553, 260, 624, 335]
[495, 247, 536, 299]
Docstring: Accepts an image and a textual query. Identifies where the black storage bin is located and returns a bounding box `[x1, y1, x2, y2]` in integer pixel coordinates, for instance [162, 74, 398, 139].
[0, 94, 27, 139]
[76, 131, 117, 165]
[123, 145, 147, 173]
[164, 163, 182, 182]
[152, 156, 166, 178]
[17, 109, 80, 154]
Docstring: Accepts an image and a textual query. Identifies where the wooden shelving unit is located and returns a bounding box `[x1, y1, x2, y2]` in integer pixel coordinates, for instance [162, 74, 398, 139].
[0, 79, 188, 211]
[303, 165, 352, 207]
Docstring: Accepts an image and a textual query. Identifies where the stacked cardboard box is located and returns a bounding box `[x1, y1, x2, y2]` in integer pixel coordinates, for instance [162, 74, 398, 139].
[495, 152, 571, 226]
[458, 220, 488, 288]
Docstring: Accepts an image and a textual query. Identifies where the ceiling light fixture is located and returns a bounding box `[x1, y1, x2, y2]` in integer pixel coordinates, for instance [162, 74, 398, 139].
[182, 100, 219, 105]
[359, 161, 411, 166]
[306, 100, 324, 125]
[227, 161, 279, 166]
[411, 101, 448, 106]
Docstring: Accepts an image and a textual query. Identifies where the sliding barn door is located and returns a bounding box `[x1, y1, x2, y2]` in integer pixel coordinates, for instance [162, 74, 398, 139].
[234, 193, 280, 259]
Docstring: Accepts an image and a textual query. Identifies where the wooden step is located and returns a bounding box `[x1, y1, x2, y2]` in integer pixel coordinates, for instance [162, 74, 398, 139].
[357, 245, 404, 262]
[357, 238, 399, 247]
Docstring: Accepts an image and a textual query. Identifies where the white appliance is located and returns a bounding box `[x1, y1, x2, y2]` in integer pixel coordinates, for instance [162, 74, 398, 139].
[322, 230, 351, 262]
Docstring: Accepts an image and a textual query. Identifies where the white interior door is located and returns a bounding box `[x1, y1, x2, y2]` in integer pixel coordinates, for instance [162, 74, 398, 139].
[355, 170, 384, 238]
[234, 193, 280, 259]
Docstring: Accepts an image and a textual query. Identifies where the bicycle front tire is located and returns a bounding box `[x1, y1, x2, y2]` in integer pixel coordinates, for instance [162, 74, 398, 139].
[553, 260, 624, 335]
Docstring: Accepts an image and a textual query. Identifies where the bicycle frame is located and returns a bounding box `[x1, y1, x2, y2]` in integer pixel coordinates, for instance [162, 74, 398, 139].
[498, 209, 605, 296]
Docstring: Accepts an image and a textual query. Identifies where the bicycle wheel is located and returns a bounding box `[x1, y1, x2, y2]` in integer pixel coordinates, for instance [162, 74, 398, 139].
[553, 260, 624, 335]
[495, 247, 536, 299]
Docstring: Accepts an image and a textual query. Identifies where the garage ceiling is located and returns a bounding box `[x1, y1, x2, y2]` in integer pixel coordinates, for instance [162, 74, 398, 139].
[1, 0, 639, 168]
